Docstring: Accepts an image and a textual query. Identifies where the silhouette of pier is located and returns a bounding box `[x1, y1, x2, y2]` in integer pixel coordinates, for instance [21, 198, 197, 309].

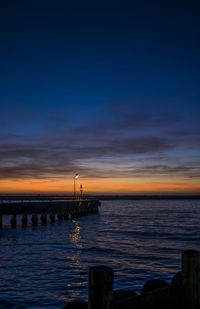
[0, 196, 100, 228]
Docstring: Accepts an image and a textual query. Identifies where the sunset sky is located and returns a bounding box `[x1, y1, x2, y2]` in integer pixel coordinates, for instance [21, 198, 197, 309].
[0, 1, 200, 194]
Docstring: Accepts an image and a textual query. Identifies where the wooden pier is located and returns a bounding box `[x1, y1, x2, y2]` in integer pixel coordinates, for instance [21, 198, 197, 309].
[0, 196, 100, 228]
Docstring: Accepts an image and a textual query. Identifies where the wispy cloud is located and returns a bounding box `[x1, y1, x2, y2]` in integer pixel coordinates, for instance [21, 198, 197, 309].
[0, 100, 200, 192]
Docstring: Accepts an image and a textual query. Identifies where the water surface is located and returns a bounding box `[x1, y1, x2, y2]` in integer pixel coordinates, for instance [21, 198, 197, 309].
[0, 199, 200, 308]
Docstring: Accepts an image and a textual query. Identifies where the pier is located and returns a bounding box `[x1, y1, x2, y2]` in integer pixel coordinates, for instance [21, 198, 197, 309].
[0, 196, 100, 228]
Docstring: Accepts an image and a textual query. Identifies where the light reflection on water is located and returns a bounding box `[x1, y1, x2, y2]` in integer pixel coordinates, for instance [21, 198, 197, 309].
[70, 219, 83, 249]
[0, 199, 200, 308]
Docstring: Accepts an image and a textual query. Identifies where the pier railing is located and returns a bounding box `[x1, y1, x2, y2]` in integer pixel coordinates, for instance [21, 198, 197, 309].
[0, 198, 100, 228]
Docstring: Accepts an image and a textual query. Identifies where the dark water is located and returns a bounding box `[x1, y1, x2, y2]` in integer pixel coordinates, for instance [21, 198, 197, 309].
[0, 199, 200, 308]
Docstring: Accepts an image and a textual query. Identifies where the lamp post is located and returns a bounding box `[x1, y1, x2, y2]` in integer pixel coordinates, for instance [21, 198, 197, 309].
[80, 184, 83, 199]
[74, 174, 79, 199]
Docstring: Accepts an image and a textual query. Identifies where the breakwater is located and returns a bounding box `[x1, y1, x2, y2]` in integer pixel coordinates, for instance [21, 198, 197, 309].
[64, 250, 200, 309]
[0, 197, 100, 228]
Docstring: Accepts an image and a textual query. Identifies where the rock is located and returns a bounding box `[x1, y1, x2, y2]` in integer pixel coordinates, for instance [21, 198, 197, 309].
[63, 300, 87, 309]
[171, 271, 183, 288]
[141, 279, 169, 294]
[171, 271, 184, 308]
[114, 289, 137, 302]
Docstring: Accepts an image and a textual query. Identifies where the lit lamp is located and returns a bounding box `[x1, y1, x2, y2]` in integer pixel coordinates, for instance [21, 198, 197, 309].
[80, 184, 83, 199]
[74, 174, 79, 199]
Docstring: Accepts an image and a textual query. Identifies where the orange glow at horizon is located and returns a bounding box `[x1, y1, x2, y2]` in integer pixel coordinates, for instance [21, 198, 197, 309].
[0, 178, 200, 194]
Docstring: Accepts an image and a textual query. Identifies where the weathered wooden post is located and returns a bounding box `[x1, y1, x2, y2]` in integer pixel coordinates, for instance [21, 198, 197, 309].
[57, 211, 63, 220]
[41, 212, 47, 224]
[182, 249, 200, 309]
[88, 202, 91, 214]
[64, 210, 69, 220]
[73, 208, 77, 218]
[0, 215, 2, 228]
[88, 265, 114, 309]
[10, 214, 16, 227]
[70, 210, 75, 219]
[22, 213, 28, 227]
[50, 212, 55, 223]
[31, 213, 38, 225]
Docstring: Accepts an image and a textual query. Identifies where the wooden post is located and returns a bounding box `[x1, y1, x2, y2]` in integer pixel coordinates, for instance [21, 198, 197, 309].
[57, 211, 63, 220]
[50, 212, 55, 223]
[64, 210, 69, 220]
[73, 209, 77, 218]
[41, 212, 47, 224]
[182, 250, 200, 309]
[10, 214, 16, 227]
[22, 213, 28, 227]
[88, 265, 114, 309]
[31, 213, 38, 225]
[0, 215, 2, 228]
[70, 210, 75, 219]
[88, 202, 91, 214]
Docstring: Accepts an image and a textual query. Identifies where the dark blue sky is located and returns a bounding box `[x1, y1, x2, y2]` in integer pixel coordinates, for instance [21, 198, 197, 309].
[0, 0, 200, 193]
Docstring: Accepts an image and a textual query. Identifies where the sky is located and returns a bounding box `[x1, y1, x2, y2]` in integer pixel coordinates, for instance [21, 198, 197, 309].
[0, 0, 200, 194]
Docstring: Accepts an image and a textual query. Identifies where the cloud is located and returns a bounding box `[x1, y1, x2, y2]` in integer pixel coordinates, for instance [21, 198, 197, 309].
[0, 100, 200, 185]
[0, 134, 199, 181]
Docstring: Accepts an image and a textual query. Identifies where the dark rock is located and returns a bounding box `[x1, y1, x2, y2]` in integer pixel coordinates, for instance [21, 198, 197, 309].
[171, 271, 183, 287]
[170, 271, 184, 308]
[63, 300, 87, 309]
[0, 299, 17, 308]
[141, 279, 169, 294]
[114, 289, 137, 303]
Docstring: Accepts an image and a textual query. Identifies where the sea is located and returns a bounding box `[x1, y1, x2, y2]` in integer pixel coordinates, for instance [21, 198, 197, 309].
[0, 199, 200, 308]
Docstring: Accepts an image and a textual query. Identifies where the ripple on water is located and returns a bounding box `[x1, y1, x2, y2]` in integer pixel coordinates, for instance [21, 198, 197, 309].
[0, 199, 200, 308]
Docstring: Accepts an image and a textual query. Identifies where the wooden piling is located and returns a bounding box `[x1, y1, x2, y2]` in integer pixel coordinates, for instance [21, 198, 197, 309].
[31, 213, 38, 225]
[50, 212, 55, 223]
[57, 211, 63, 220]
[182, 249, 200, 309]
[64, 210, 69, 220]
[10, 214, 16, 227]
[70, 210, 75, 219]
[41, 212, 47, 225]
[88, 265, 114, 309]
[76, 208, 80, 218]
[0, 215, 2, 228]
[22, 213, 28, 227]
[0, 198, 99, 229]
